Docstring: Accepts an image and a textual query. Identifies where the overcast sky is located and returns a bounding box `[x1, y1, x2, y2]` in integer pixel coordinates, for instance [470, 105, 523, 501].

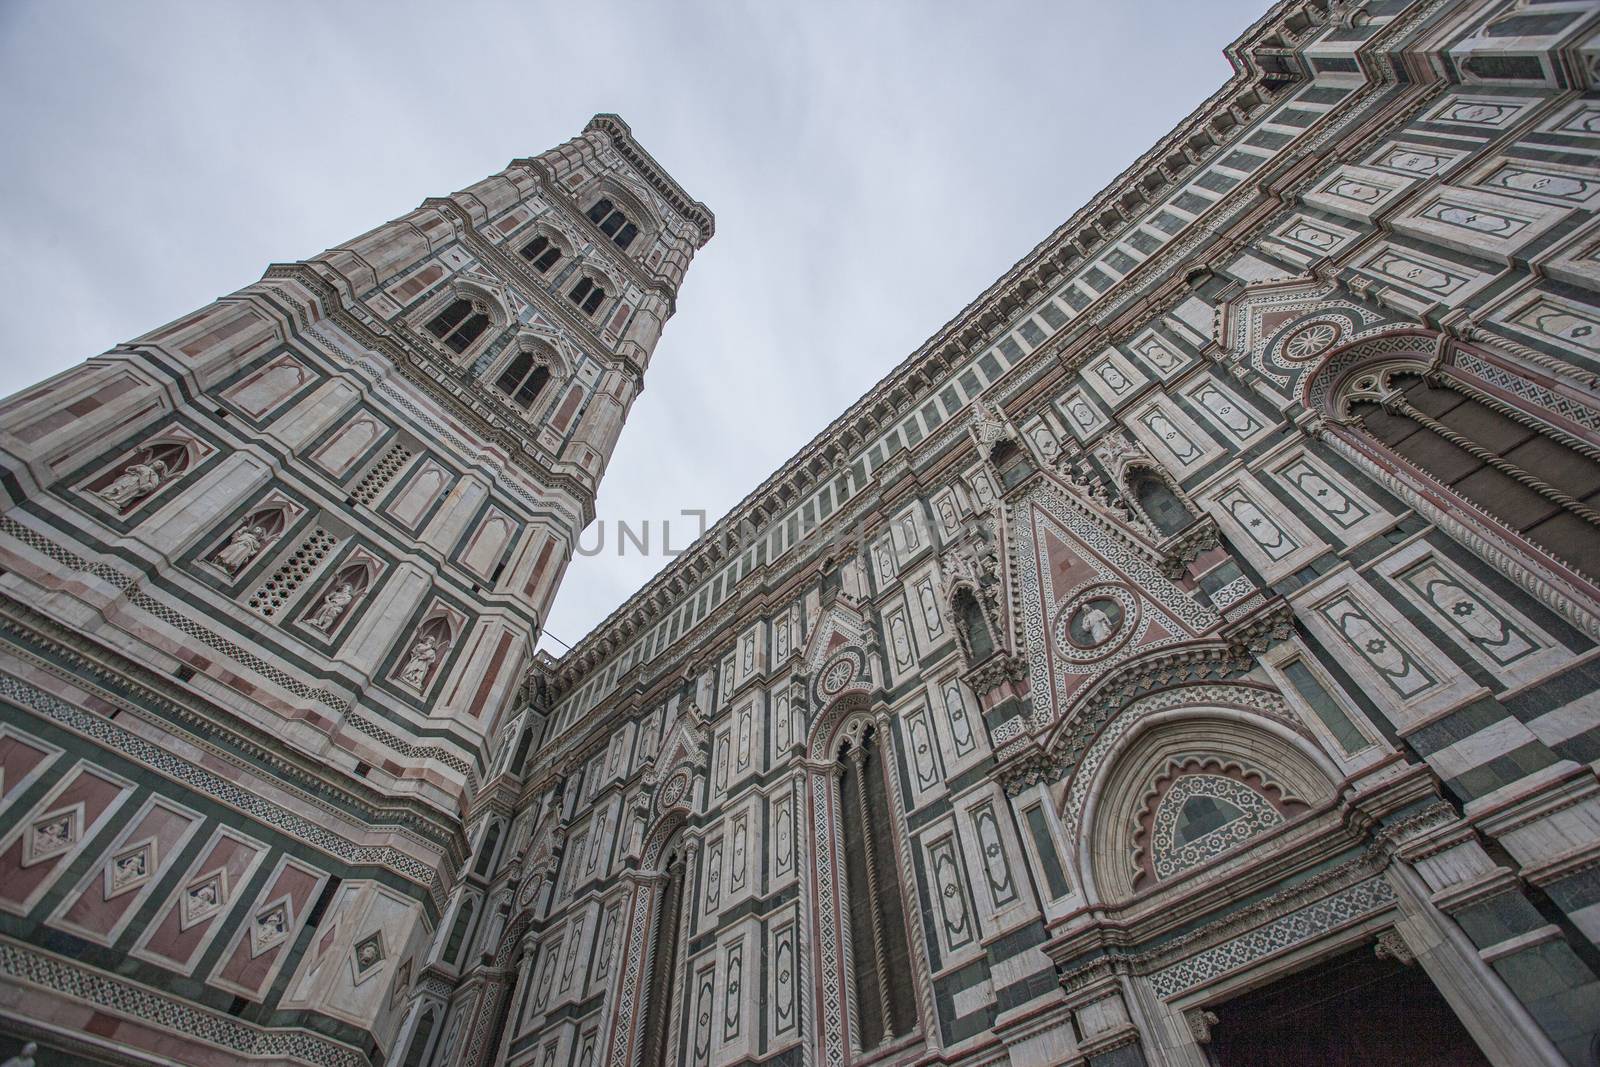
[0, 0, 1263, 657]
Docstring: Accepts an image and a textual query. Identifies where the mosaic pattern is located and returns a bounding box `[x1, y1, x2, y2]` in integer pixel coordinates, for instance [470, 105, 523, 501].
[1013, 481, 1217, 729]
[1149, 774, 1284, 881]
[1149, 876, 1396, 997]
[0, 940, 367, 1067]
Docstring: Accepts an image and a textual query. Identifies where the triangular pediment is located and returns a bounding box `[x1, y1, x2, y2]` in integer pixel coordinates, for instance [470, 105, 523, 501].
[1009, 478, 1220, 733]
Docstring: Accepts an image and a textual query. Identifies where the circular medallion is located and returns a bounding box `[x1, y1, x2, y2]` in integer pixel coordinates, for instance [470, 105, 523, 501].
[818, 651, 859, 697]
[518, 870, 540, 906]
[1281, 320, 1342, 362]
[659, 769, 690, 810]
[1054, 583, 1139, 662]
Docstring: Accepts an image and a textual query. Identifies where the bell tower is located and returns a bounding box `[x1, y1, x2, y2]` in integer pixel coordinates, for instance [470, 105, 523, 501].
[0, 116, 709, 1065]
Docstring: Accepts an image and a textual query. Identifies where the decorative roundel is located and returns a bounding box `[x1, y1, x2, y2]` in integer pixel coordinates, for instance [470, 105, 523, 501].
[1053, 583, 1140, 662]
[818, 650, 860, 698]
[518, 869, 541, 906]
[1280, 320, 1343, 362]
[658, 769, 691, 811]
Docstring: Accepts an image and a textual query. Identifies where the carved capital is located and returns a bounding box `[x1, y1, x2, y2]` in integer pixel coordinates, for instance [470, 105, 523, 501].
[1185, 1007, 1220, 1045]
[1374, 928, 1415, 966]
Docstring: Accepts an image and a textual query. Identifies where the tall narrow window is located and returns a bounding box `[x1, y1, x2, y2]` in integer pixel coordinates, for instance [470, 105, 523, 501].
[1130, 469, 1194, 536]
[427, 298, 490, 354]
[568, 277, 606, 316]
[640, 839, 686, 1067]
[587, 198, 614, 224]
[472, 822, 504, 878]
[520, 235, 562, 273]
[493, 351, 552, 410]
[1352, 372, 1600, 575]
[401, 1009, 437, 1067]
[839, 725, 917, 1050]
[444, 896, 479, 966]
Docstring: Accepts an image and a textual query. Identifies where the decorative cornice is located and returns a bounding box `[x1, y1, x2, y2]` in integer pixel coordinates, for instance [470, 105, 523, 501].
[583, 113, 715, 246]
[541, 1, 1355, 688]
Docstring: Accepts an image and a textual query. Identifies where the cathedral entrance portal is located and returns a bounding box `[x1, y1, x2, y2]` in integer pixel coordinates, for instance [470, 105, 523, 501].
[1203, 943, 1491, 1067]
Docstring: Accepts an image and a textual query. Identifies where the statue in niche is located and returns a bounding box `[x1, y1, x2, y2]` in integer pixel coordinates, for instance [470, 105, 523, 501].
[400, 633, 443, 687]
[213, 522, 269, 573]
[98, 458, 168, 507]
[307, 583, 355, 632]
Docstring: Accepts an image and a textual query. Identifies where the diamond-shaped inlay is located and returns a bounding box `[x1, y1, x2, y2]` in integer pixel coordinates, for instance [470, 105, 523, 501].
[179, 869, 229, 930]
[351, 930, 386, 985]
[104, 838, 157, 898]
[22, 804, 83, 867]
[249, 897, 293, 958]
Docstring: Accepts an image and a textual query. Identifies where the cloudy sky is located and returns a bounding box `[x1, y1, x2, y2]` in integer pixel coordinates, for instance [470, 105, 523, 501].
[0, 0, 1263, 656]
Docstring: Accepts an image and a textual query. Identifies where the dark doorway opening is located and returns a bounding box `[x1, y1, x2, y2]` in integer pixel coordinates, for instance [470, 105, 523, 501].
[1206, 941, 1490, 1067]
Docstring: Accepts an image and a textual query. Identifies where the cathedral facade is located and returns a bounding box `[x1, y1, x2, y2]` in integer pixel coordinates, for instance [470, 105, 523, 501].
[2, 2, 1600, 1066]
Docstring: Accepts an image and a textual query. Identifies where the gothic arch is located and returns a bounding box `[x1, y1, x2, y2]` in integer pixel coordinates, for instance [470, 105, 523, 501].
[412, 278, 512, 362]
[637, 808, 688, 874]
[1072, 703, 1340, 905]
[516, 220, 573, 268]
[504, 330, 573, 382]
[1303, 328, 1600, 639]
[564, 261, 621, 320]
[487, 335, 568, 415]
[579, 176, 662, 246]
[805, 690, 870, 761]
[450, 276, 515, 328]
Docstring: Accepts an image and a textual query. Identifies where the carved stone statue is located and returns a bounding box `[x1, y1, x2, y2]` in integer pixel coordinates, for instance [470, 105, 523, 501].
[400, 634, 442, 686]
[98, 459, 168, 507]
[307, 583, 355, 633]
[1081, 603, 1115, 644]
[213, 524, 267, 573]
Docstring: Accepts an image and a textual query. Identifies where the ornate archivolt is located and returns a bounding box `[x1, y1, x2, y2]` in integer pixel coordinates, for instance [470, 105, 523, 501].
[1070, 700, 1338, 904]
[1300, 329, 1600, 640]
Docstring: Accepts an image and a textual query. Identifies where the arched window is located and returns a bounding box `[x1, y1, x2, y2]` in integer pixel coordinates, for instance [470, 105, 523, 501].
[400, 1008, 438, 1067]
[510, 728, 536, 776]
[1350, 371, 1600, 575]
[838, 724, 917, 1050]
[639, 836, 687, 1067]
[519, 234, 562, 273]
[1129, 468, 1194, 537]
[568, 276, 606, 316]
[426, 298, 491, 354]
[586, 198, 639, 250]
[493, 350, 553, 410]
